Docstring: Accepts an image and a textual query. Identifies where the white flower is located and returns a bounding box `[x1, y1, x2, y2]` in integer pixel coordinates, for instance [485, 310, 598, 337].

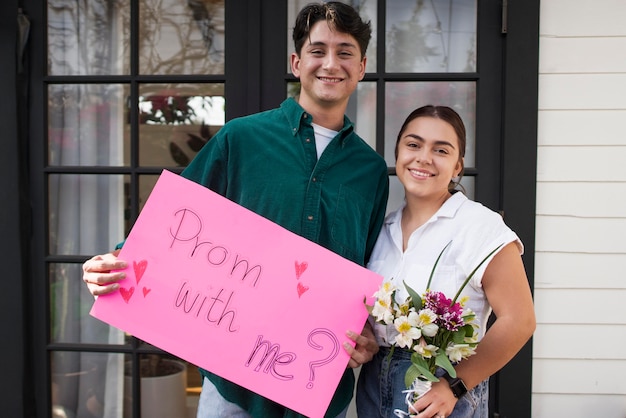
[372, 299, 395, 324]
[373, 281, 396, 300]
[446, 343, 476, 363]
[393, 312, 422, 348]
[414, 342, 438, 359]
[416, 309, 439, 337]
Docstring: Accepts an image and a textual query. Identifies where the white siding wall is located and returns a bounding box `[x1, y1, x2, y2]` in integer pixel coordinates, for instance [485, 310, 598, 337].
[534, 0, 626, 416]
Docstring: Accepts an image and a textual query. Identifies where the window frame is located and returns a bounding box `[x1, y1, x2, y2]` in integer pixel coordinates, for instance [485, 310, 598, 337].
[0, 0, 538, 416]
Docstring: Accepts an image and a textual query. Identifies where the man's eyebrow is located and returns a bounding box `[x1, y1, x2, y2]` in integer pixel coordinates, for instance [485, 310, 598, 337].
[306, 40, 358, 49]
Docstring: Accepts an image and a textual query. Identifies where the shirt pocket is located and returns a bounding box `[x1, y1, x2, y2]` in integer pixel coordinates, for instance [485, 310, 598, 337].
[330, 184, 373, 263]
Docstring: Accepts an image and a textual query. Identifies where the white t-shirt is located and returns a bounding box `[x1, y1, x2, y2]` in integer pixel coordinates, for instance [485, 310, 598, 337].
[312, 122, 336, 159]
[367, 192, 523, 346]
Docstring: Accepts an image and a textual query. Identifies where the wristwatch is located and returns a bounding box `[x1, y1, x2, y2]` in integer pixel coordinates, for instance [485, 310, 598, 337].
[441, 371, 468, 398]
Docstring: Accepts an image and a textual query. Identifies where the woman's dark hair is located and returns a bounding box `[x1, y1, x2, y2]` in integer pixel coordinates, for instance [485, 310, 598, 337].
[395, 105, 467, 192]
[292, 2, 372, 58]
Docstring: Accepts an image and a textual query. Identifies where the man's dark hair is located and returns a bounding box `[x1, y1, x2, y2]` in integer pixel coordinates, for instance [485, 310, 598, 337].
[292, 2, 372, 58]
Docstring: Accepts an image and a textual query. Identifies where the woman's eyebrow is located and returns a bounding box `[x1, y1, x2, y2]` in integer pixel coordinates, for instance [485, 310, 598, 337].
[403, 134, 456, 149]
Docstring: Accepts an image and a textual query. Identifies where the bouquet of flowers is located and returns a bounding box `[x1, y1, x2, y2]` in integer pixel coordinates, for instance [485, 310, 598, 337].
[366, 241, 502, 414]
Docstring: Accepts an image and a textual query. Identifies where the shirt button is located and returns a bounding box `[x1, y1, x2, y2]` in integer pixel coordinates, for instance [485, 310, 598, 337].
[307, 215, 313, 221]
[312, 177, 317, 182]
[305, 138, 311, 143]
[302, 113, 308, 119]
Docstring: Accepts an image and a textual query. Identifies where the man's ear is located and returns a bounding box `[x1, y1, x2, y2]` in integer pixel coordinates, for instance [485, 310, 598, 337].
[290, 52, 301, 78]
[358, 56, 367, 81]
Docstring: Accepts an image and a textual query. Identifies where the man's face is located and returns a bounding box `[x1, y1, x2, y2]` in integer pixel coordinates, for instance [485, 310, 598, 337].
[291, 21, 366, 111]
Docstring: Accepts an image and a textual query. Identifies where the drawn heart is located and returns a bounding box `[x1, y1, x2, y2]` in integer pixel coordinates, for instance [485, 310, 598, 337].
[295, 261, 308, 280]
[133, 260, 148, 284]
[297, 282, 309, 298]
[142, 287, 151, 297]
[120, 287, 135, 303]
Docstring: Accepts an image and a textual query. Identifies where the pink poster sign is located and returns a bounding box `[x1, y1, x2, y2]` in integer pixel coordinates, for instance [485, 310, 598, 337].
[90, 170, 382, 417]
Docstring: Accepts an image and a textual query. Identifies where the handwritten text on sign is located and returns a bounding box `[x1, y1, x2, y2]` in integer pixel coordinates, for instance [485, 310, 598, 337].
[90, 170, 382, 418]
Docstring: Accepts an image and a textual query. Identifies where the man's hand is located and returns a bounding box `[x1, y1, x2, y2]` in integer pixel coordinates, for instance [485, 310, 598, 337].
[343, 321, 379, 368]
[82, 250, 127, 296]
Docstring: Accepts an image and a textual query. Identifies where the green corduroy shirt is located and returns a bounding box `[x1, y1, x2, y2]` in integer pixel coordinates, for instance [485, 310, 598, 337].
[181, 97, 389, 417]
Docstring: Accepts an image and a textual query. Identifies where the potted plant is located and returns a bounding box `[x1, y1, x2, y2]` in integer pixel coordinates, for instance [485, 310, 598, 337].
[124, 354, 188, 418]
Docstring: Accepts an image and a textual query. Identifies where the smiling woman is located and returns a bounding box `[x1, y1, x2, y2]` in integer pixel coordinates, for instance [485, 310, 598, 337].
[356, 105, 535, 418]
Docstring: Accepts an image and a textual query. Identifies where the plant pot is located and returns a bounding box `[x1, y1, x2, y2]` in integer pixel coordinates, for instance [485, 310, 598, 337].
[124, 359, 187, 418]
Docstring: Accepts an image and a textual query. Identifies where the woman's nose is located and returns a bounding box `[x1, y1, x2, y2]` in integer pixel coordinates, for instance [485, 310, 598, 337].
[416, 150, 431, 164]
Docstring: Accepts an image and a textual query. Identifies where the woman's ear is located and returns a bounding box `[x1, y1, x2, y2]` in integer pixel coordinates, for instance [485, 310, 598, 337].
[455, 157, 464, 177]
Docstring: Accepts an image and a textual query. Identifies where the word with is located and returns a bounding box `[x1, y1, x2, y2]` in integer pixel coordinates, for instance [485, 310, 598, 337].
[174, 281, 239, 333]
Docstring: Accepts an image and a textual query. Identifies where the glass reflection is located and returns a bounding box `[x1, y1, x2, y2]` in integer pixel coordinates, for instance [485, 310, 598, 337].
[48, 84, 128, 167]
[287, 0, 378, 73]
[384, 82, 476, 167]
[139, 175, 160, 214]
[50, 263, 123, 345]
[386, 0, 477, 73]
[139, 0, 225, 75]
[137, 83, 225, 167]
[51, 351, 124, 418]
[47, 0, 130, 75]
[48, 174, 127, 256]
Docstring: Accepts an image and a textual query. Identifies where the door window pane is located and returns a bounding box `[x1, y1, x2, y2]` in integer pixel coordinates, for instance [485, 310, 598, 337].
[137, 83, 225, 167]
[139, 174, 160, 213]
[48, 174, 127, 256]
[50, 263, 125, 345]
[48, 84, 128, 167]
[287, 0, 378, 73]
[51, 351, 125, 418]
[386, 0, 477, 73]
[384, 81, 476, 167]
[47, 0, 130, 75]
[139, 0, 225, 75]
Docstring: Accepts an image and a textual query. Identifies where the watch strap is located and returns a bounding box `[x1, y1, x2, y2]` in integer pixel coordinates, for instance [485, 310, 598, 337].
[441, 371, 468, 398]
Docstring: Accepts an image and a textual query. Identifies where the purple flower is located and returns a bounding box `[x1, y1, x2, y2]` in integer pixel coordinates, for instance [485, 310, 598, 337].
[423, 291, 464, 331]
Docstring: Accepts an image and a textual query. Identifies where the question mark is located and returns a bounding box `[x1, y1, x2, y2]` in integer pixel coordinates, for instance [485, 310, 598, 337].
[306, 328, 340, 389]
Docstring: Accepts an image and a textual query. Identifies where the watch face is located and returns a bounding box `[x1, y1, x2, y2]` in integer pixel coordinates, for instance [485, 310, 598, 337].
[450, 378, 468, 398]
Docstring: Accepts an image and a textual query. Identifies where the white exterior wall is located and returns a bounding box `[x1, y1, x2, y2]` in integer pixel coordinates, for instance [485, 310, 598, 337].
[533, 0, 626, 416]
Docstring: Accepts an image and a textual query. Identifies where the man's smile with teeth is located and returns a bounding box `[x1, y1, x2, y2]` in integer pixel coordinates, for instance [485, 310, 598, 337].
[318, 76, 342, 83]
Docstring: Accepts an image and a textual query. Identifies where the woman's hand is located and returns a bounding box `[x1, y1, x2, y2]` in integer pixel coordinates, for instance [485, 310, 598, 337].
[343, 321, 379, 368]
[410, 379, 457, 418]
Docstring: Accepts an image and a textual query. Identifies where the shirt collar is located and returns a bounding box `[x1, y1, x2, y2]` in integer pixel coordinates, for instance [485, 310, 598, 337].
[385, 191, 468, 226]
[281, 97, 355, 145]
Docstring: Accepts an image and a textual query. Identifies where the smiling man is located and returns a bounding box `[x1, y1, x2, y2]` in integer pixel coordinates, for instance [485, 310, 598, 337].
[82, 2, 389, 418]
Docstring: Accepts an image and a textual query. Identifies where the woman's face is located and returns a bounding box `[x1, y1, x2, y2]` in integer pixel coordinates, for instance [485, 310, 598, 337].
[395, 116, 463, 201]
